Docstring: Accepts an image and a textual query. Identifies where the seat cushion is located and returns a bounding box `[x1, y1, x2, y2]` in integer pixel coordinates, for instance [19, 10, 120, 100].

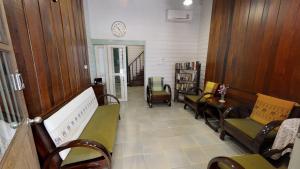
[225, 118, 277, 139]
[218, 154, 276, 169]
[185, 95, 205, 103]
[250, 93, 295, 125]
[61, 104, 120, 166]
[152, 91, 170, 96]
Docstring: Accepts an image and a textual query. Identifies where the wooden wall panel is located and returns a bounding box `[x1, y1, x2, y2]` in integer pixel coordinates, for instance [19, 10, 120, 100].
[3, 0, 43, 115]
[22, 0, 53, 112]
[206, 0, 300, 103]
[38, 0, 64, 105]
[266, 0, 300, 101]
[3, 0, 90, 118]
[205, 0, 235, 83]
[50, 1, 72, 99]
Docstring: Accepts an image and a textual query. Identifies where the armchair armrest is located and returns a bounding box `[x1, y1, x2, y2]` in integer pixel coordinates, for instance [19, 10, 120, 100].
[164, 84, 172, 94]
[186, 86, 203, 95]
[147, 85, 152, 95]
[208, 156, 245, 169]
[254, 120, 283, 145]
[219, 107, 235, 127]
[195, 92, 215, 102]
[220, 106, 251, 128]
[43, 139, 112, 169]
[97, 94, 120, 104]
[263, 143, 294, 158]
[220, 105, 252, 122]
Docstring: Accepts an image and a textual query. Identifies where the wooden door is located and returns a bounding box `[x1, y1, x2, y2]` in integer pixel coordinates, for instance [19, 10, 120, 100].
[0, 0, 40, 168]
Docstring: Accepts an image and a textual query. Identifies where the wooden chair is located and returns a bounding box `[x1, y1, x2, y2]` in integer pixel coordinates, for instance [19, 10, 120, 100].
[207, 144, 293, 169]
[147, 77, 172, 108]
[184, 81, 219, 119]
[220, 94, 297, 153]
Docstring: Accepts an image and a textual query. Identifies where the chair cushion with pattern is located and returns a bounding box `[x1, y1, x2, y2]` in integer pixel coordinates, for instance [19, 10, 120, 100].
[203, 81, 219, 98]
[250, 94, 295, 125]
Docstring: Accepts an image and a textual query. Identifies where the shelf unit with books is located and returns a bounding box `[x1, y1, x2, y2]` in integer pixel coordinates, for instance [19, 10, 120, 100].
[174, 61, 201, 102]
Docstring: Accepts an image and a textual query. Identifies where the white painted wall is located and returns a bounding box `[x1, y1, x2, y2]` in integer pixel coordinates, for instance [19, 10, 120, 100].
[128, 45, 144, 64]
[84, 0, 213, 95]
[83, 0, 96, 83]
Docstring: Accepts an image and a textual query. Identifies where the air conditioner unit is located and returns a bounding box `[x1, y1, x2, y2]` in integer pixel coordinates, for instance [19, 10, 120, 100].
[167, 10, 193, 22]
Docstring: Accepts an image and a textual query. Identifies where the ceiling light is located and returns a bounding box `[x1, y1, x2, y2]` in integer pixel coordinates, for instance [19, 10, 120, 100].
[183, 0, 193, 6]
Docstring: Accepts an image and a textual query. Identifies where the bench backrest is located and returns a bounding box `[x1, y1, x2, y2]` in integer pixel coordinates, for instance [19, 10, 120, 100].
[43, 87, 98, 160]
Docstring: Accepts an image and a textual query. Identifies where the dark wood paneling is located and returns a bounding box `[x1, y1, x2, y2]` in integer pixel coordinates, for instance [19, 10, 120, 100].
[38, 0, 64, 105]
[3, 0, 43, 116]
[206, 0, 300, 103]
[205, 0, 235, 83]
[4, 0, 90, 118]
[22, 0, 53, 113]
[50, 1, 72, 99]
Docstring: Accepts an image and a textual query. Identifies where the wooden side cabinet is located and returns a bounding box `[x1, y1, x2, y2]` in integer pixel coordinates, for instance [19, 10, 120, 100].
[92, 83, 107, 106]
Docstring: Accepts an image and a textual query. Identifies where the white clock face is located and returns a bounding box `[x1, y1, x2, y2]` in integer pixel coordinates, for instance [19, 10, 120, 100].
[111, 21, 127, 37]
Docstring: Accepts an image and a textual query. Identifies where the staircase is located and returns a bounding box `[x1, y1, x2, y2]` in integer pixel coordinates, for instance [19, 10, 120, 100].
[128, 51, 144, 86]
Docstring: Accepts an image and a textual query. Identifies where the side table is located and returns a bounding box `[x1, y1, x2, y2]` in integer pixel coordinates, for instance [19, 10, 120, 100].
[203, 97, 239, 132]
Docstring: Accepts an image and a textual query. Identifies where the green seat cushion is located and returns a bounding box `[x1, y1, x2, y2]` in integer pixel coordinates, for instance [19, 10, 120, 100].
[152, 91, 169, 96]
[185, 95, 205, 103]
[61, 104, 120, 166]
[218, 154, 276, 169]
[225, 118, 277, 139]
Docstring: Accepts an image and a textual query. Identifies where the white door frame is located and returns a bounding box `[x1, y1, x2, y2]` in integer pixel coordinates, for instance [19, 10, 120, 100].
[107, 45, 128, 101]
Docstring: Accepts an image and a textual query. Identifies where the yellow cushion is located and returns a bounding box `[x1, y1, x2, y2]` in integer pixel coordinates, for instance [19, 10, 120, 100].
[218, 154, 276, 169]
[61, 104, 120, 166]
[250, 94, 295, 125]
[203, 81, 219, 98]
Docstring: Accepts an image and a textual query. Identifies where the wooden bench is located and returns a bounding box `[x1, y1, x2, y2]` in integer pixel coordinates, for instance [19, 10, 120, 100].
[32, 87, 120, 169]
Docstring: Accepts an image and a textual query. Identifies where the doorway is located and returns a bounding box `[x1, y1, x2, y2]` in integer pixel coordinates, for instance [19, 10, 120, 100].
[107, 45, 127, 101]
[94, 44, 145, 102]
[95, 45, 128, 102]
[127, 45, 145, 87]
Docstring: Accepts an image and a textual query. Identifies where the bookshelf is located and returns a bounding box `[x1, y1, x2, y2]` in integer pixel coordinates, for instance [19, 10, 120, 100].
[174, 61, 201, 102]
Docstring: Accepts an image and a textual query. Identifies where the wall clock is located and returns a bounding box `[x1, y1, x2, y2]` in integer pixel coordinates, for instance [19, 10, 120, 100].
[111, 21, 127, 37]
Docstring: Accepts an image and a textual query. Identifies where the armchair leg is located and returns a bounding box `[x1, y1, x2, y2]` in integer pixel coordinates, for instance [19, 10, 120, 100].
[220, 130, 226, 140]
[184, 104, 188, 109]
[149, 102, 152, 108]
[195, 111, 199, 119]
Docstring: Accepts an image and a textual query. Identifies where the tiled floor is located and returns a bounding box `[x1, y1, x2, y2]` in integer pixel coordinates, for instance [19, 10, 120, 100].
[112, 86, 248, 169]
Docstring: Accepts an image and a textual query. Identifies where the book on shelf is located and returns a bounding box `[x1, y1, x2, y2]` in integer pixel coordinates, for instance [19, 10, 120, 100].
[175, 61, 200, 70]
[176, 83, 194, 91]
[176, 72, 197, 82]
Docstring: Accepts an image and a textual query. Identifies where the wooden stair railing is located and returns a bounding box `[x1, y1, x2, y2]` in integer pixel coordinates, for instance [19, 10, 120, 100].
[128, 51, 144, 86]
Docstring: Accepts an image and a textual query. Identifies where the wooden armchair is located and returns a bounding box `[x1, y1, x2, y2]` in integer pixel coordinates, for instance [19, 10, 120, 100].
[184, 81, 219, 119]
[220, 94, 297, 153]
[147, 77, 172, 108]
[207, 143, 294, 169]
